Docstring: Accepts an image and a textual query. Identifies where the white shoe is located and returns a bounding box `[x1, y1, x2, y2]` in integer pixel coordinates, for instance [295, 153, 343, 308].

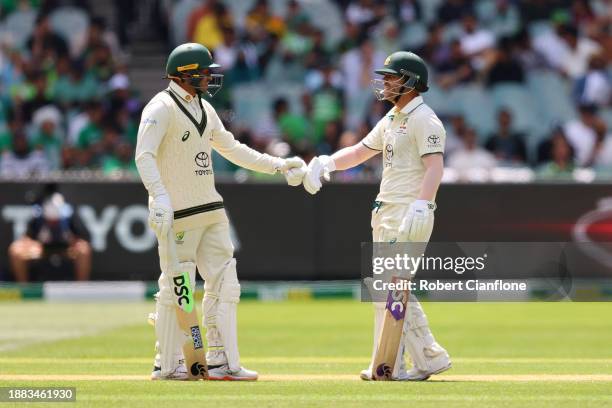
[396, 360, 452, 381]
[150, 364, 188, 380]
[208, 365, 258, 381]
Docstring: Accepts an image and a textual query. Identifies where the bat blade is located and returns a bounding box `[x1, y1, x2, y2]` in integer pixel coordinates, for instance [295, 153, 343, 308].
[175, 307, 209, 380]
[372, 277, 410, 381]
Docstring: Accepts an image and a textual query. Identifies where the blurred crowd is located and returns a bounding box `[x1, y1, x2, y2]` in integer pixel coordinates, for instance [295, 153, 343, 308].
[0, 0, 611, 182]
[0, 0, 139, 178]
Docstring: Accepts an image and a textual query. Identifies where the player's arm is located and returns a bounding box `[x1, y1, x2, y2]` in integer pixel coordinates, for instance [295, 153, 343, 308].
[303, 121, 384, 194]
[134, 101, 173, 238]
[399, 117, 446, 242]
[418, 153, 444, 201]
[210, 113, 305, 185]
[332, 142, 380, 170]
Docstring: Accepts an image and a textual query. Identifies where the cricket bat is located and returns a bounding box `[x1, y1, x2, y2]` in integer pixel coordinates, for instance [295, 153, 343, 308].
[172, 269, 209, 380]
[160, 229, 209, 380]
[372, 276, 410, 380]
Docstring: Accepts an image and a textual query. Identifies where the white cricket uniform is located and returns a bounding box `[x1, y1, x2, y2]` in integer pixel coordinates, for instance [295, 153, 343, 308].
[135, 80, 283, 373]
[360, 95, 450, 376]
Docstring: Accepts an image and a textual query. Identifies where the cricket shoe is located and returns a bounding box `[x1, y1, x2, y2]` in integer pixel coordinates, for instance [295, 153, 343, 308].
[208, 365, 258, 381]
[150, 364, 188, 381]
[395, 359, 452, 381]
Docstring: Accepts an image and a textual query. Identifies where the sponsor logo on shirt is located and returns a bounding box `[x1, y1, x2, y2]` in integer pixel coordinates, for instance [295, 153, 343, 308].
[427, 134, 441, 148]
[182, 130, 190, 142]
[141, 118, 157, 125]
[194, 152, 213, 176]
[384, 144, 394, 167]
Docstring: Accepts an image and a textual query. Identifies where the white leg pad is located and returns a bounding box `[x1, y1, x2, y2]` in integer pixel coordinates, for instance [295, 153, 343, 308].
[402, 295, 449, 372]
[203, 258, 241, 370]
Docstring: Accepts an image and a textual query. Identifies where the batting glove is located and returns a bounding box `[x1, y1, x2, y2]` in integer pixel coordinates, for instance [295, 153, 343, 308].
[398, 200, 436, 242]
[149, 194, 173, 239]
[279, 156, 307, 186]
[303, 155, 336, 195]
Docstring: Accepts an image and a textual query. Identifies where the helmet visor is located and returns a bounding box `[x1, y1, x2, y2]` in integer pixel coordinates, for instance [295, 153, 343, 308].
[371, 71, 419, 101]
[179, 69, 224, 97]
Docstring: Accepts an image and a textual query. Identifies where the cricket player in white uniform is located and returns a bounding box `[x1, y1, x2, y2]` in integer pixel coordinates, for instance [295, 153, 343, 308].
[136, 43, 306, 381]
[303, 51, 451, 381]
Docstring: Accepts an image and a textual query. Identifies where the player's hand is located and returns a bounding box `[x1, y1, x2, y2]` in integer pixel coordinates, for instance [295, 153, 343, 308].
[303, 155, 336, 195]
[280, 156, 307, 186]
[398, 200, 436, 242]
[149, 194, 173, 239]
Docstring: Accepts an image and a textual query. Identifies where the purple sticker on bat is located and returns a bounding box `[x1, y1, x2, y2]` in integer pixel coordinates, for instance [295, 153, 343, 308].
[385, 278, 409, 321]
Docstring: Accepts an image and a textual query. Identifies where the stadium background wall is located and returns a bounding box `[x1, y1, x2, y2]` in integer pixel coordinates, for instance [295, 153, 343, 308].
[1, 182, 611, 281]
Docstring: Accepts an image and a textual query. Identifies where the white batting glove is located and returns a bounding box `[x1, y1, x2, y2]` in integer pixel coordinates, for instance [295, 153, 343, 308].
[398, 200, 436, 242]
[279, 156, 307, 186]
[149, 194, 173, 239]
[303, 155, 336, 195]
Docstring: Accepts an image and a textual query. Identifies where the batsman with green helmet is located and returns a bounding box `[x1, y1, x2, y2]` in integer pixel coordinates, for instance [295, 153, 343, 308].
[135, 43, 307, 381]
[303, 51, 452, 381]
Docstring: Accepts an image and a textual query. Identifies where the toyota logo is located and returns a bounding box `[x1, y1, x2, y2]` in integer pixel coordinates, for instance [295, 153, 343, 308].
[427, 135, 440, 144]
[195, 152, 210, 168]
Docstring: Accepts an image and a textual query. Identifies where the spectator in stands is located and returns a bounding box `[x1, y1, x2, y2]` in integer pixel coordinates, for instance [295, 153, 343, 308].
[311, 63, 344, 143]
[102, 140, 137, 176]
[75, 101, 104, 153]
[557, 23, 602, 79]
[187, 0, 228, 50]
[245, 0, 285, 38]
[52, 59, 99, 106]
[436, 39, 475, 89]
[417, 23, 452, 72]
[281, 11, 314, 58]
[0, 130, 49, 177]
[273, 97, 310, 150]
[78, 16, 124, 64]
[537, 131, 576, 179]
[26, 13, 69, 62]
[0, 112, 21, 153]
[459, 13, 496, 71]
[563, 103, 605, 166]
[85, 42, 115, 81]
[19, 71, 53, 122]
[574, 53, 611, 107]
[513, 28, 548, 71]
[395, 0, 421, 25]
[345, 0, 379, 28]
[486, 37, 525, 87]
[485, 109, 528, 164]
[0, 46, 26, 98]
[30, 105, 63, 170]
[374, 19, 401, 58]
[447, 127, 497, 174]
[8, 186, 91, 282]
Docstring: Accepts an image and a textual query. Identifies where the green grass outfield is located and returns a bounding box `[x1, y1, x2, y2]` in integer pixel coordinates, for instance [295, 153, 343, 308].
[1, 300, 611, 407]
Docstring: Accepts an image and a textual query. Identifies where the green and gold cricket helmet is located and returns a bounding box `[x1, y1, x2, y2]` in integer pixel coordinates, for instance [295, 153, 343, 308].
[374, 51, 429, 92]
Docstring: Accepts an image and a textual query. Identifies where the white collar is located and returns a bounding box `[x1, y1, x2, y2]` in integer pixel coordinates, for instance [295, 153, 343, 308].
[397, 95, 424, 115]
[168, 80, 197, 103]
